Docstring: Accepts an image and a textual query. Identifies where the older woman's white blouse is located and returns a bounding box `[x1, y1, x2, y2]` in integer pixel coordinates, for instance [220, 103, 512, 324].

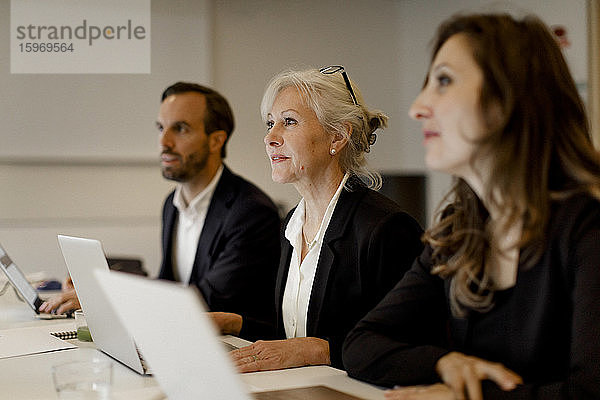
[282, 174, 349, 338]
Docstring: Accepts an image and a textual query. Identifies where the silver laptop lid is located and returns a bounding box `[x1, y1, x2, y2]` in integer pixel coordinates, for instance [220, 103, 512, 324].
[57, 235, 146, 374]
[0, 242, 43, 312]
[94, 269, 253, 400]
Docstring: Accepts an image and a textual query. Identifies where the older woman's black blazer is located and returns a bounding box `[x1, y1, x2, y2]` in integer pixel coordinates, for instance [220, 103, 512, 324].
[274, 178, 424, 368]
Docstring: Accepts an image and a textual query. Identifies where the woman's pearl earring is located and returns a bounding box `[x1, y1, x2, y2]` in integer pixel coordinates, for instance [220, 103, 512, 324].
[330, 148, 336, 155]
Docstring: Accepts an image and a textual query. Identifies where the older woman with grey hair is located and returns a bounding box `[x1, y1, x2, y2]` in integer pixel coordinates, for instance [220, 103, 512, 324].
[213, 66, 423, 372]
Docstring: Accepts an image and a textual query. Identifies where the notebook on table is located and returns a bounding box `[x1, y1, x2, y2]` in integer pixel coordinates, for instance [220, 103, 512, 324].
[57, 235, 151, 375]
[94, 269, 366, 400]
[0, 241, 73, 319]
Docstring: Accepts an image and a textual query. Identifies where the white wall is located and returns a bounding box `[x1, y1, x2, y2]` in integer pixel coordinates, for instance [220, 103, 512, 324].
[0, 0, 588, 280]
[0, 0, 214, 279]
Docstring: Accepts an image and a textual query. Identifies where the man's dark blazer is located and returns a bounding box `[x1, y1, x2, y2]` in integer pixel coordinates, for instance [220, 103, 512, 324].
[158, 165, 281, 333]
[274, 178, 424, 368]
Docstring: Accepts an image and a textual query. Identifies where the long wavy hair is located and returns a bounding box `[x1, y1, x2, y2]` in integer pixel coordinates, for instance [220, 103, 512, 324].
[424, 14, 600, 317]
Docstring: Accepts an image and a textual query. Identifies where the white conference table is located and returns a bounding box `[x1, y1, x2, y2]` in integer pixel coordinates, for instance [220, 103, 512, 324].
[0, 286, 386, 399]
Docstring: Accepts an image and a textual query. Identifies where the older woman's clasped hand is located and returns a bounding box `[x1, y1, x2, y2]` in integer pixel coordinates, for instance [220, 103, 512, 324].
[385, 352, 522, 400]
[231, 337, 330, 373]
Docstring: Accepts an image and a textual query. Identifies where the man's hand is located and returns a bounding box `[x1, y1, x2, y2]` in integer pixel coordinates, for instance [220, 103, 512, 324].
[38, 277, 80, 315]
[209, 312, 243, 335]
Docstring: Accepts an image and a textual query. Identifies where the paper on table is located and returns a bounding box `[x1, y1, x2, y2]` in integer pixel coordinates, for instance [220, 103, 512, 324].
[0, 325, 76, 359]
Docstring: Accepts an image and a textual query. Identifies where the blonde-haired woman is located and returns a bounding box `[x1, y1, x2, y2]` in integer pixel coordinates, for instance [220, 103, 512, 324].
[214, 66, 423, 372]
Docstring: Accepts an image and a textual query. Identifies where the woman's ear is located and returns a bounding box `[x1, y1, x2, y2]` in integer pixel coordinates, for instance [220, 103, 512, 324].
[330, 124, 351, 154]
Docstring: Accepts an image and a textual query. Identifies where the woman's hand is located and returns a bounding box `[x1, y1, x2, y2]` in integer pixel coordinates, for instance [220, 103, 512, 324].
[385, 384, 454, 400]
[208, 312, 243, 335]
[230, 337, 330, 373]
[435, 352, 522, 400]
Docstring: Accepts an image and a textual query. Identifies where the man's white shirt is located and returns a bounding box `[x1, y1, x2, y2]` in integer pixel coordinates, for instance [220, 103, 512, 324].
[171, 165, 224, 284]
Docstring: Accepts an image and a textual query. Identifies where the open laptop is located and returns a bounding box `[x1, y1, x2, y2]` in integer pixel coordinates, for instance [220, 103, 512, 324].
[57, 235, 150, 375]
[0, 241, 72, 319]
[93, 269, 366, 400]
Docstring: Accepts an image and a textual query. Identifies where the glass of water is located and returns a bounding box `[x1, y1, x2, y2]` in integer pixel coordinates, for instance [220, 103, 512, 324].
[52, 358, 112, 399]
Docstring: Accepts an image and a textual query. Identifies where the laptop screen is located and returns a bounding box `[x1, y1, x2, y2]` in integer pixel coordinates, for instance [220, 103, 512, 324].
[0, 244, 41, 310]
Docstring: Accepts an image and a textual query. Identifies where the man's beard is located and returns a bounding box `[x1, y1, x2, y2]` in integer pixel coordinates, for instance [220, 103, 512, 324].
[161, 149, 209, 183]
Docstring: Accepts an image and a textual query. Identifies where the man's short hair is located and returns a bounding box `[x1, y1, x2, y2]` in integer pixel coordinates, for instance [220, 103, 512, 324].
[161, 82, 235, 158]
